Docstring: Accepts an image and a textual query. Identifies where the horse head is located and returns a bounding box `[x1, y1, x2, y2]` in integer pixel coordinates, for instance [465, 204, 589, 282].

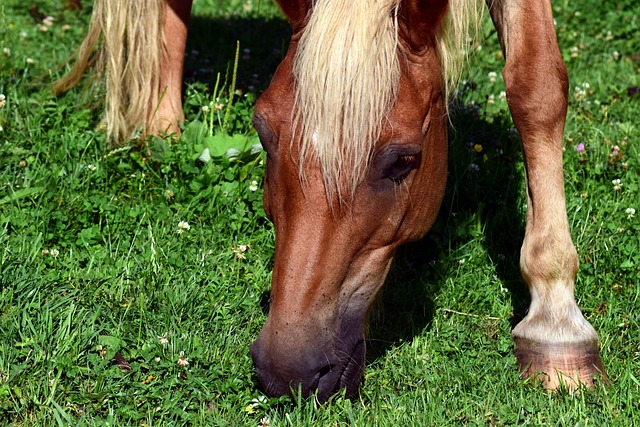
[250, 0, 450, 400]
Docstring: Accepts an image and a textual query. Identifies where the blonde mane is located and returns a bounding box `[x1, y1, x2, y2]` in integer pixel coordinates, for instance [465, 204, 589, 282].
[292, 0, 483, 201]
[293, 0, 401, 202]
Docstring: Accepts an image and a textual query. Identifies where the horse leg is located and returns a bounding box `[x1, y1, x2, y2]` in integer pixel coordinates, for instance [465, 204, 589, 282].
[487, 0, 605, 389]
[149, 0, 193, 137]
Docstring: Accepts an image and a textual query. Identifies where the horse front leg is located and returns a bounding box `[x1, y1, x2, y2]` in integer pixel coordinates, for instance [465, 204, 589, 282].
[487, 0, 605, 389]
[150, 0, 193, 137]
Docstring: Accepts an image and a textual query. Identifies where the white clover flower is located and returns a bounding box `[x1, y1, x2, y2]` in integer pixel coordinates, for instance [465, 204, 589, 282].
[626, 208, 635, 219]
[177, 351, 189, 366]
[570, 46, 579, 58]
[2, 48, 10, 56]
[498, 91, 506, 102]
[201, 105, 210, 113]
[177, 221, 190, 233]
[43, 16, 55, 26]
[232, 244, 250, 260]
[487, 94, 495, 104]
[0, 94, 5, 108]
[468, 163, 480, 172]
[488, 71, 497, 83]
[574, 86, 587, 99]
[158, 334, 169, 346]
[249, 180, 258, 192]
[87, 164, 97, 172]
[19, 31, 27, 38]
[612, 179, 623, 191]
[50, 249, 60, 258]
[613, 50, 620, 61]
[25, 58, 34, 64]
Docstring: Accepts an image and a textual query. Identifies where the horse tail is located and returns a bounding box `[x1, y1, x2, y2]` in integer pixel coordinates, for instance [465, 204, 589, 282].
[436, 0, 485, 99]
[53, 0, 166, 144]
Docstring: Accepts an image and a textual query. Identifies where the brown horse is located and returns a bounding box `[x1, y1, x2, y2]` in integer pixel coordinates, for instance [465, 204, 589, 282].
[56, 0, 606, 401]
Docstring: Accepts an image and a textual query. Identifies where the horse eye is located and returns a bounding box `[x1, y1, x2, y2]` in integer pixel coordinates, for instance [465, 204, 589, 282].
[252, 114, 275, 152]
[387, 155, 419, 183]
[369, 144, 422, 186]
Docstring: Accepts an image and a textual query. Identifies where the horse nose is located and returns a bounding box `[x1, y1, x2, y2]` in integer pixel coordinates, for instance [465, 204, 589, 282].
[249, 335, 338, 400]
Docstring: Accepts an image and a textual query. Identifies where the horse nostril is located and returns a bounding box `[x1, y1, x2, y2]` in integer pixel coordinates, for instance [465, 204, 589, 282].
[317, 364, 333, 379]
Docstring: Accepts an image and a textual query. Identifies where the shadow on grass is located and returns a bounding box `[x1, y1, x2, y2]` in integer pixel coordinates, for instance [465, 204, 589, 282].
[184, 15, 291, 94]
[367, 97, 530, 362]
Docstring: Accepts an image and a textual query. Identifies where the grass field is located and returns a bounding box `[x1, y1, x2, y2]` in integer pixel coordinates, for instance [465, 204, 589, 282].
[1, 0, 639, 425]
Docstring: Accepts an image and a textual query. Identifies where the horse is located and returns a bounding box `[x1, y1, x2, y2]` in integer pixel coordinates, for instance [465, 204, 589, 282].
[55, 0, 606, 401]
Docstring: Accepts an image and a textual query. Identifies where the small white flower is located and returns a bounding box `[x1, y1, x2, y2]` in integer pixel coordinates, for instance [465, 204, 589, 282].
[177, 221, 190, 233]
[612, 179, 623, 191]
[0, 94, 5, 108]
[50, 249, 60, 258]
[25, 58, 34, 64]
[19, 31, 28, 38]
[570, 46, 579, 58]
[626, 208, 635, 219]
[259, 417, 271, 427]
[201, 105, 210, 113]
[612, 50, 620, 61]
[87, 164, 97, 172]
[232, 244, 250, 260]
[43, 16, 55, 26]
[468, 163, 480, 172]
[2, 48, 10, 56]
[498, 91, 506, 102]
[177, 351, 189, 366]
[488, 71, 497, 83]
[61, 24, 70, 31]
[249, 180, 258, 192]
[158, 334, 169, 346]
[487, 94, 495, 104]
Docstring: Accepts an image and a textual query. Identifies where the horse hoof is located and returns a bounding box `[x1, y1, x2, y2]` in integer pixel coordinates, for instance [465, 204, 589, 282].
[514, 337, 607, 390]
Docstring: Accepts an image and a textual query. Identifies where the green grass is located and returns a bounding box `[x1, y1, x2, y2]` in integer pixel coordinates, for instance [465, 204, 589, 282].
[1, 0, 639, 425]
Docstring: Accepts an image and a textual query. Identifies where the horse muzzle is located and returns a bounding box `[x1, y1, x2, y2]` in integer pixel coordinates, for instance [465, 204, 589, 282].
[249, 320, 366, 401]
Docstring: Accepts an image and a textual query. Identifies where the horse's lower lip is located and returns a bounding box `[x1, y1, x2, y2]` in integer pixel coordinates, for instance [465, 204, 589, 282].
[311, 340, 365, 401]
[339, 340, 365, 397]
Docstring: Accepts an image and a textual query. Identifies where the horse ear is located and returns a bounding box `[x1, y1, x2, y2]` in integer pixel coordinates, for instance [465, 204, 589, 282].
[276, 0, 312, 32]
[398, 0, 448, 51]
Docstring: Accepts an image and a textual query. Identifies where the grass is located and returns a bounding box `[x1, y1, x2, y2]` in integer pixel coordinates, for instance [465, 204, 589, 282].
[1, 0, 639, 425]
